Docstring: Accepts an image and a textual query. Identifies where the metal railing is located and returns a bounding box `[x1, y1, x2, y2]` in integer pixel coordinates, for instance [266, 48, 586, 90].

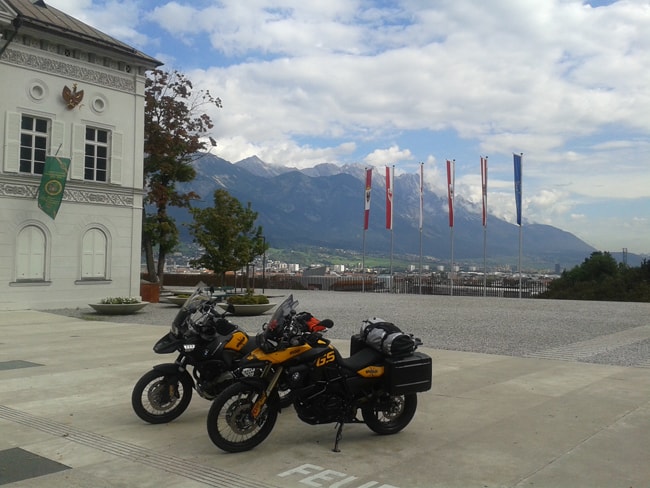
[265, 274, 549, 298]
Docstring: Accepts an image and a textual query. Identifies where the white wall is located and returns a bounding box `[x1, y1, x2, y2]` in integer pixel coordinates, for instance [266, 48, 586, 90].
[0, 30, 151, 309]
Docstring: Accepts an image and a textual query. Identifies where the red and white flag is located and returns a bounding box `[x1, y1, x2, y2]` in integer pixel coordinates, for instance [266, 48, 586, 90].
[385, 165, 394, 230]
[419, 162, 424, 231]
[364, 167, 372, 230]
[481, 156, 488, 227]
[446, 159, 455, 228]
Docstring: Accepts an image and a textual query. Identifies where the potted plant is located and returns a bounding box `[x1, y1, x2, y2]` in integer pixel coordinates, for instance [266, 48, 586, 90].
[164, 293, 191, 306]
[89, 297, 149, 315]
[218, 289, 276, 316]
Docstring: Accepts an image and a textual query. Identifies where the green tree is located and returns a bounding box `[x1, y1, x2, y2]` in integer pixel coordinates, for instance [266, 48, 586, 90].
[142, 69, 221, 284]
[188, 190, 267, 285]
[540, 252, 650, 302]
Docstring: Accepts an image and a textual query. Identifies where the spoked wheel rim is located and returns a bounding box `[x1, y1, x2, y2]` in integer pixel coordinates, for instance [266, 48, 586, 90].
[218, 391, 268, 441]
[132, 370, 193, 424]
[144, 378, 183, 413]
[362, 393, 417, 435]
[207, 382, 279, 452]
[372, 395, 406, 423]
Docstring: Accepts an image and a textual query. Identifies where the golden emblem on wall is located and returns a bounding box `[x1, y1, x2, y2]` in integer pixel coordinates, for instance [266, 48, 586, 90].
[62, 83, 84, 109]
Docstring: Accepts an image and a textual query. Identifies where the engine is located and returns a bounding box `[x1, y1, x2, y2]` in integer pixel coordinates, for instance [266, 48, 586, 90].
[195, 368, 233, 400]
[294, 392, 346, 424]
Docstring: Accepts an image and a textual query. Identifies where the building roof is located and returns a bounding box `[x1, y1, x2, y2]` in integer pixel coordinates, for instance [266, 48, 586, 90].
[3, 0, 161, 66]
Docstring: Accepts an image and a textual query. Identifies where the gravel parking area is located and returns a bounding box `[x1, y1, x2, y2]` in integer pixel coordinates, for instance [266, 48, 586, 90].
[44, 289, 650, 368]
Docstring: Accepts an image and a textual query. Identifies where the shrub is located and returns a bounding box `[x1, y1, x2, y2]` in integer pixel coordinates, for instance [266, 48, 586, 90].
[227, 289, 269, 305]
[100, 297, 141, 304]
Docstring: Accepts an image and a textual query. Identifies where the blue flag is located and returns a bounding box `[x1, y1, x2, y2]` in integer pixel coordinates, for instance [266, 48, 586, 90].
[513, 153, 522, 226]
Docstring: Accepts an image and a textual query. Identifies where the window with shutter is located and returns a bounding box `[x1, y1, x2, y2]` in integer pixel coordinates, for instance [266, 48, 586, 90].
[81, 228, 107, 279]
[19, 115, 50, 175]
[16, 225, 46, 281]
[84, 127, 110, 182]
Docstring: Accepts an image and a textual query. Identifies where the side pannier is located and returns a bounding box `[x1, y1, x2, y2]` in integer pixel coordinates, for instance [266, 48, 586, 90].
[384, 352, 432, 395]
[359, 318, 417, 357]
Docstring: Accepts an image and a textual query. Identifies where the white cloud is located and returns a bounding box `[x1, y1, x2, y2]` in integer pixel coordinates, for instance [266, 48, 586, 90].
[363, 145, 414, 167]
[45, 0, 650, 253]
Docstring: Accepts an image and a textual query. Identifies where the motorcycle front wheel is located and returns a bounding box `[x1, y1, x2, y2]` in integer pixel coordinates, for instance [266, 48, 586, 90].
[361, 393, 417, 435]
[131, 369, 193, 424]
[206, 382, 279, 452]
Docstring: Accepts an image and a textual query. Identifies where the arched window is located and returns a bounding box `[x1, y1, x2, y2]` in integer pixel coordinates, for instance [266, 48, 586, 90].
[81, 228, 108, 279]
[16, 225, 46, 281]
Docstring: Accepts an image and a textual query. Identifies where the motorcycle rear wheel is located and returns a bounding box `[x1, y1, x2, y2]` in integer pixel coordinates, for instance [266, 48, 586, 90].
[206, 382, 279, 452]
[361, 393, 417, 435]
[131, 369, 193, 424]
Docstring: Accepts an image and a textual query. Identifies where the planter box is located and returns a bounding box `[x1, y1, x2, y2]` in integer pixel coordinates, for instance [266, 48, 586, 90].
[140, 282, 160, 303]
[164, 296, 188, 306]
[217, 303, 276, 316]
[89, 302, 149, 315]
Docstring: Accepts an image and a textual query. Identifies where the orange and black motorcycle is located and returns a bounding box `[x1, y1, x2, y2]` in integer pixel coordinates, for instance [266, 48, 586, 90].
[131, 284, 252, 424]
[206, 294, 432, 452]
[131, 285, 293, 424]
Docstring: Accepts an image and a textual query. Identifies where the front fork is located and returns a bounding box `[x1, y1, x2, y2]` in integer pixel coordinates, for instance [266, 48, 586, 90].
[251, 365, 283, 419]
[153, 355, 191, 399]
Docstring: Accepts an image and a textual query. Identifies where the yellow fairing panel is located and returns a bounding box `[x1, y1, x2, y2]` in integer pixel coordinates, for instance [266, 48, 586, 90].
[357, 365, 385, 378]
[249, 343, 314, 364]
[225, 331, 248, 352]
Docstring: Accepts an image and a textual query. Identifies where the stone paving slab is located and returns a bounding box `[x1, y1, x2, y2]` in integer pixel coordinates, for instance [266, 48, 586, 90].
[1, 309, 649, 488]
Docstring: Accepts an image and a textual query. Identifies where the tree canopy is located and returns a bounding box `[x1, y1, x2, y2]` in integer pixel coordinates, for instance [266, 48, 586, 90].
[142, 69, 221, 284]
[540, 252, 650, 302]
[188, 189, 267, 284]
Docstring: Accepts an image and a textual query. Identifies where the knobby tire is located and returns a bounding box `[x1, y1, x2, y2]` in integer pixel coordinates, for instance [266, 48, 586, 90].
[362, 393, 418, 435]
[206, 382, 279, 452]
[131, 369, 193, 424]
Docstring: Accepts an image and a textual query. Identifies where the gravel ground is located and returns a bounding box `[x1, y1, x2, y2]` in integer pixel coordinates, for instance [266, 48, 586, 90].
[44, 289, 650, 368]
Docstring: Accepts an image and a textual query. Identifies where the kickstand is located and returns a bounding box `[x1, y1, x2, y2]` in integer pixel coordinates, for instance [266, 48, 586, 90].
[332, 422, 344, 452]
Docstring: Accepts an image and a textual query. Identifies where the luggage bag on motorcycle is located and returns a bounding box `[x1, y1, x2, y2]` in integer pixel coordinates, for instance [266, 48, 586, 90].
[358, 318, 417, 357]
[384, 351, 432, 395]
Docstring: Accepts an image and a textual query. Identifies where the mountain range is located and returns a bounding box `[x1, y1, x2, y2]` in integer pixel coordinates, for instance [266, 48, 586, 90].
[164, 154, 615, 270]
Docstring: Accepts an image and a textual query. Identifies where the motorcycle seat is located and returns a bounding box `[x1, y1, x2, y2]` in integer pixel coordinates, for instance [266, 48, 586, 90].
[339, 346, 383, 372]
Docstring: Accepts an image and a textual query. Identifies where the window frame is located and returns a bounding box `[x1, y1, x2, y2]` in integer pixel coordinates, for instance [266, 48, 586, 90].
[13, 222, 51, 284]
[19, 114, 50, 175]
[80, 227, 108, 280]
[84, 126, 111, 182]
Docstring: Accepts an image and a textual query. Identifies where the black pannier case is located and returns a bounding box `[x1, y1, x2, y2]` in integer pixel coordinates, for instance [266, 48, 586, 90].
[384, 351, 432, 395]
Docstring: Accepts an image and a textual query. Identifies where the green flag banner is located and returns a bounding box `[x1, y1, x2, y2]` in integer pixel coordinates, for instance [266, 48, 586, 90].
[38, 156, 71, 219]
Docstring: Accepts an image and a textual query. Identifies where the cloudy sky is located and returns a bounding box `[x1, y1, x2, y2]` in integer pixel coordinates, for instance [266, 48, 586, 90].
[49, 0, 650, 254]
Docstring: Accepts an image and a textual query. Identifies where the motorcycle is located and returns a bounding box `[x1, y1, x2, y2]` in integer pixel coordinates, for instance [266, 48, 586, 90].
[205, 294, 432, 453]
[131, 284, 256, 424]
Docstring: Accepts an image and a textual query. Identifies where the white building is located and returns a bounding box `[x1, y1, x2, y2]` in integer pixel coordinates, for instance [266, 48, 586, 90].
[0, 0, 160, 309]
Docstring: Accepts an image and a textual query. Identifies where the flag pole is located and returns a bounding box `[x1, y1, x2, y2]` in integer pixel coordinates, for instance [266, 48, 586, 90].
[362, 230, 366, 293]
[519, 220, 522, 298]
[419, 162, 424, 294]
[447, 160, 455, 296]
[362, 167, 372, 293]
[390, 165, 394, 290]
[513, 153, 523, 298]
[385, 165, 395, 292]
[518, 154, 523, 299]
[450, 226, 454, 296]
[481, 156, 488, 297]
[390, 229, 394, 291]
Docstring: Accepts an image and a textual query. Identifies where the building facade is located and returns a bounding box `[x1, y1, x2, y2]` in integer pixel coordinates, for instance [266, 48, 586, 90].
[0, 0, 160, 309]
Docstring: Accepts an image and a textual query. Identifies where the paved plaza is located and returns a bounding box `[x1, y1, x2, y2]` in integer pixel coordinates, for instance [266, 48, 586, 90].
[1, 292, 649, 487]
